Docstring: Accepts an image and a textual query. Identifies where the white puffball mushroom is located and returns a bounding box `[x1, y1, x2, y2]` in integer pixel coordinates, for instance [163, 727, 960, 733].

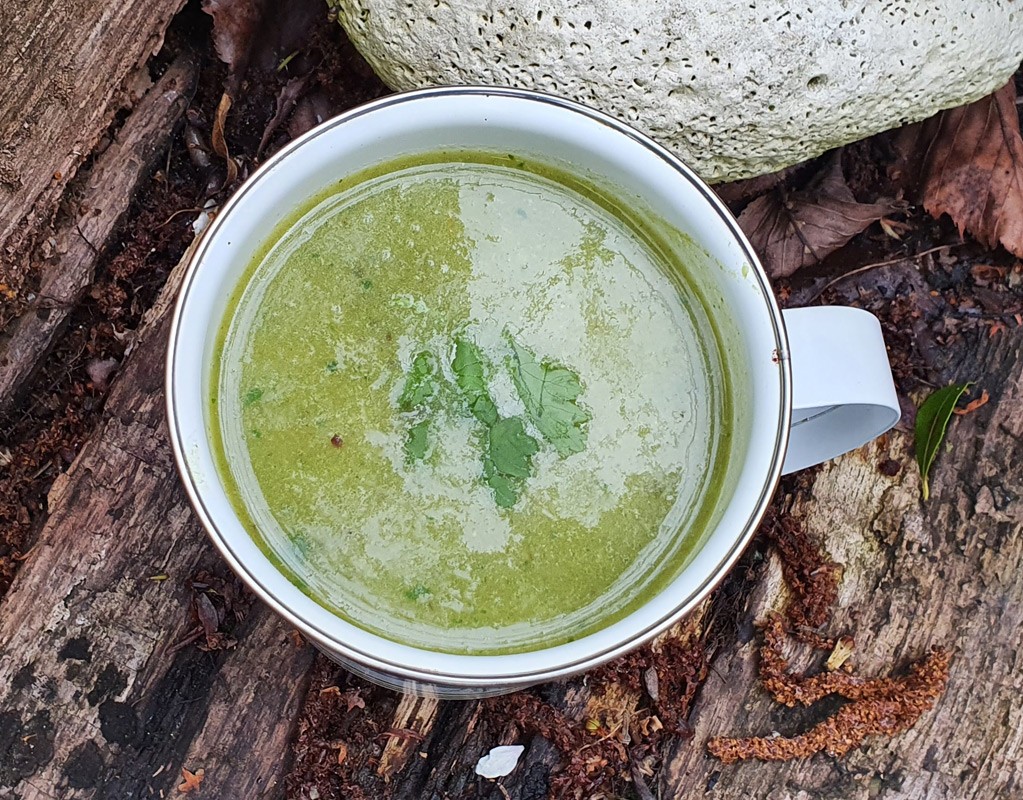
[474, 744, 526, 778]
[335, 0, 1023, 182]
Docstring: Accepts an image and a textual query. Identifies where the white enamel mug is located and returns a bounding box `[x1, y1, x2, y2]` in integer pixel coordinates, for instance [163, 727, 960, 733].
[166, 87, 900, 698]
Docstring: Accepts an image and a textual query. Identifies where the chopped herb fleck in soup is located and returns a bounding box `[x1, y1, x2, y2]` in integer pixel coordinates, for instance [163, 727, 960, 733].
[212, 153, 735, 654]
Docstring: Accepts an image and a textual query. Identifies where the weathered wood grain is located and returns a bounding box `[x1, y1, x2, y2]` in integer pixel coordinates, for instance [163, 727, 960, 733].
[658, 328, 1023, 799]
[0, 53, 197, 414]
[0, 240, 314, 799]
[0, 0, 185, 266]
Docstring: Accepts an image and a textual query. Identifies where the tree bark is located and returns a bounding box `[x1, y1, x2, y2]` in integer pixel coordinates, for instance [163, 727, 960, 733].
[0, 53, 197, 414]
[656, 329, 1023, 799]
[0, 241, 314, 799]
[0, 0, 185, 263]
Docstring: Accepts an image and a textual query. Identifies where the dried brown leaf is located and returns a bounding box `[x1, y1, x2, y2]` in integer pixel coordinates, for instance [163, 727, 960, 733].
[203, 0, 323, 90]
[919, 81, 1023, 257]
[211, 93, 239, 188]
[202, 0, 265, 93]
[712, 162, 808, 210]
[342, 689, 366, 712]
[202, 0, 322, 181]
[195, 592, 220, 644]
[738, 156, 899, 278]
[257, 75, 313, 157]
[287, 89, 336, 141]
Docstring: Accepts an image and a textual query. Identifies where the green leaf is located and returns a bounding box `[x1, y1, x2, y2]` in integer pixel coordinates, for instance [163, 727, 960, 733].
[452, 337, 499, 426]
[488, 417, 539, 478]
[405, 584, 431, 601]
[915, 383, 970, 501]
[483, 458, 520, 508]
[452, 339, 538, 507]
[243, 387, 264, 407]
[481, 417, 538, 507]
[398, 351, 437, 411]
[508, 337, 590, 456]
[404, 419, 430, 462]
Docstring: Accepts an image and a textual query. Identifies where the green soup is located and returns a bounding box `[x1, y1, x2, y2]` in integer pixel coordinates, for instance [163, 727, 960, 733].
[212, 152, 735, 654]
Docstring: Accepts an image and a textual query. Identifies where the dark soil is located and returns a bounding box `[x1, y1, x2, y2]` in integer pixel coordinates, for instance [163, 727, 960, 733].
[2, 2, 1021, 798]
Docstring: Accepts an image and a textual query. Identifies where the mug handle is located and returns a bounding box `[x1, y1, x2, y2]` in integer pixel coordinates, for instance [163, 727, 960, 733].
[781, 306, 901, 475]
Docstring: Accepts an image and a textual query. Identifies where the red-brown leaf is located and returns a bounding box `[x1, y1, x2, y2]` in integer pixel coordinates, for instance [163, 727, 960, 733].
[202, 0, 265, 94]
[202, 0, 322, 94]
[918, 81, 1023, 258]
[738, 156, 899, 279]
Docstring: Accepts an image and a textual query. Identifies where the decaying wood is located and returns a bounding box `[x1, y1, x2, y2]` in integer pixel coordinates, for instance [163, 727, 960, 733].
[0, 240, 313, 798]
[372, 611, 708, 800]
[0, 53, 197, 414]
[0, 0, 186, 268]
[658, 330, 1023, 799]
[378, 694, 440, 780]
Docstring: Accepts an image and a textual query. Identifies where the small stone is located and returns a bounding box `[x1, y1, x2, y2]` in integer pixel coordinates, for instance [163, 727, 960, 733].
[335, 1, 1023, 182]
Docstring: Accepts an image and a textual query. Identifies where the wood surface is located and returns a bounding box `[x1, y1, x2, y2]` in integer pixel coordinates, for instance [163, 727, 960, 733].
[657, 329, 1023, 800]
[0, 240, 314, 798]
[0, 53, 197, 414]
[0, 0, 185, 259]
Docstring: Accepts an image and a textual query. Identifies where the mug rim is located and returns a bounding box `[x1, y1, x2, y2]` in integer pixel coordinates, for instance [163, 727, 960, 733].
[166, 85, 791, 687]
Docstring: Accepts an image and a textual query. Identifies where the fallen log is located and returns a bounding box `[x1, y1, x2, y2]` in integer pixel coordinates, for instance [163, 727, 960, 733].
[0, 0, 186, 272]
[0, 241, 313, 798]
[0, 53, 197, 413]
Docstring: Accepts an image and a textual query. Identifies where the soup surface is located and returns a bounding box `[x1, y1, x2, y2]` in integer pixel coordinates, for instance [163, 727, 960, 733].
[213, 153, 732, 654]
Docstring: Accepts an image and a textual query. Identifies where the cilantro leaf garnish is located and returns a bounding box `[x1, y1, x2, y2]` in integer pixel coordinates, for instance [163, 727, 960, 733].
[451, 338, 540, 508]
[508, 337, 590, 456]
[404, 419, 431, 461]
[452, 337, 499, 426]
[398, 351, 437, 412]
[483, 458, 521, 509]
[397, 333, 587, 508]
[482, 417, 539, 508]
[398, 351, 438, 462]
[405, 584, 430, 601]
[487, 417, 538, 479]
